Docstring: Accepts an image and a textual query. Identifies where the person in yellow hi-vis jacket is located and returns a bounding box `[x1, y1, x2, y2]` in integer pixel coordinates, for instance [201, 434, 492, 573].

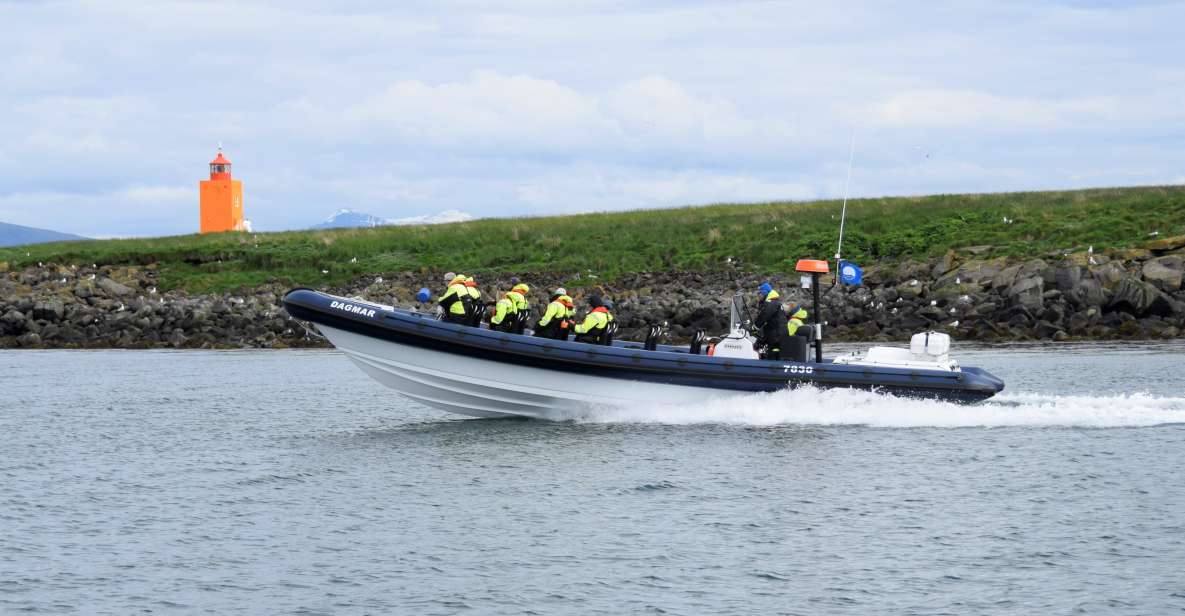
[534, 288, 573, 340]
[574, 296, 613, 344]
[786, 305, 809, 336]
[508, 283, 531, 332]
[436, 272, 471, 324]
[509, 283, 530, 311]
[463, 276, 484, 325]
[559, 291, 575, 334]
[489, 291, 519, 333]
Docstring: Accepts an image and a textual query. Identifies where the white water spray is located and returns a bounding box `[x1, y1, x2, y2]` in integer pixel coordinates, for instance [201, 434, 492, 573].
[570, 387, 1185, 428]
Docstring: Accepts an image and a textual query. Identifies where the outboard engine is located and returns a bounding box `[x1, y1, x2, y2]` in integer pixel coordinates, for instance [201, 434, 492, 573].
[831, 330, 960, 372]
[910, 331, 951, 361]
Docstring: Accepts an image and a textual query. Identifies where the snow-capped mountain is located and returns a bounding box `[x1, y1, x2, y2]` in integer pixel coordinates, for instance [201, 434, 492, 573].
[312, 209, 390, 229]
[312, 209, 474, 230]
[388, 209, 474, 226]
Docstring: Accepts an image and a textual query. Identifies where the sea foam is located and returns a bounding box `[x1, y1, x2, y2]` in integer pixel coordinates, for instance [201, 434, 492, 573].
[569, 387, 1185, 428]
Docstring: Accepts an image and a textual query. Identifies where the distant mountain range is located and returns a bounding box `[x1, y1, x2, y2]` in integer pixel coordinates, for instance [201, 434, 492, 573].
[312, 209, 475, 230]
[0, 221, 87, 248]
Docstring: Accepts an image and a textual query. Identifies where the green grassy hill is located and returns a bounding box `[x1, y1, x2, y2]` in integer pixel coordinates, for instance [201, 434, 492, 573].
[2, 185, 1182, 294]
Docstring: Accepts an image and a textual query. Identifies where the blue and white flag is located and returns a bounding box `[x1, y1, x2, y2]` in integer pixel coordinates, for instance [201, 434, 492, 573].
[839, 261, 863, 286]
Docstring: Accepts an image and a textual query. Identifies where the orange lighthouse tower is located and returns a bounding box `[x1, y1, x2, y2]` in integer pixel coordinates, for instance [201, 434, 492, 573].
[199, 147, 244, 233]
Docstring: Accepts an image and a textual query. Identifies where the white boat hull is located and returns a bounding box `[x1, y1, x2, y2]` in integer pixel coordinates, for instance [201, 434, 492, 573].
[320, 325, 731, 419]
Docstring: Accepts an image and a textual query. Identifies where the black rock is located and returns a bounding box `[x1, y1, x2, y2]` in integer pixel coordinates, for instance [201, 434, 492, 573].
[31, 299, 65, 322]
[1108, 278, 1174, 317]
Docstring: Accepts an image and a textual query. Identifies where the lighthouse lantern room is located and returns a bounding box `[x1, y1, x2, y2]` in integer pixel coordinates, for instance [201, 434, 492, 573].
[199, 147, 244, 233]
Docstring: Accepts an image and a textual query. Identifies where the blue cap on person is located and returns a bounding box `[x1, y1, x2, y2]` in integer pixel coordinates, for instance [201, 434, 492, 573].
[758, 282, 773, 295]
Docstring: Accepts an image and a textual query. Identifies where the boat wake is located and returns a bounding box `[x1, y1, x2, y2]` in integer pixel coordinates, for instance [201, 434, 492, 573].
[567, 387, 1185, 428]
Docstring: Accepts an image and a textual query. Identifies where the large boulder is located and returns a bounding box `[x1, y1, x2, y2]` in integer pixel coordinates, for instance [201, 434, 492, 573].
[1007, 275, 1045, 311]
[1, 310, 27, 335]
[685, 306, 722, 331]
[1107, 278, 1174, 317]
[916, 304, 947, 322]
[97, 277, 134, 297]
[1066, 278, 1108, 308]
[959, 257, 1009, 288]
[1090, 261, 1129, 290]
[993, 259, 1047, 291]
[1067, 307, 1101, 334]
[936, 257, 1008, 291]
[1034, 320, 1063, 339]
[1142, 234, 1185, 254]
[1108, 248, 1153, 261]
[932, 250, 959, 278]
[894, 260, 930, 285]
[31, 299, 65, 322]
[991, 264, 1021, 290]
[1054, 262, 1083, 293]
[1142, 256, 1183, 291]
[896, 279, 923, 300]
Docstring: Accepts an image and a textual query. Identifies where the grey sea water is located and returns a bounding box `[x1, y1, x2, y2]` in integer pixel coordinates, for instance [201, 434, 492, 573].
[2, 343, 1184, 615]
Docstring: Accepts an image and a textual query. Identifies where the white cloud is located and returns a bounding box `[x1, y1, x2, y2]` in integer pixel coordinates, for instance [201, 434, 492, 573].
[278, 71, 790, 160]
[514, 166, 818, 213]
[860, 89, 1117, 131]
[119, 185, 192, 203]
[606, 76, 752, 143]
[343, 70, 609, 148]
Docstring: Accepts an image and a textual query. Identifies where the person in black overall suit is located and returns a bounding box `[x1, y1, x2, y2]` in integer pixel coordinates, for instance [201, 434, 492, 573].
[752, 282, 789, 360]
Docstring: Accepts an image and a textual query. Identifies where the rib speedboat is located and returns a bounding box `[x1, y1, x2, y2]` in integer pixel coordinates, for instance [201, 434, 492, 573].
[282, 261, 1005, 419]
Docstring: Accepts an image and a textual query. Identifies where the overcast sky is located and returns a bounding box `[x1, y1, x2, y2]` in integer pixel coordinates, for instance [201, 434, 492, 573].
[1, 1, 1182, 238]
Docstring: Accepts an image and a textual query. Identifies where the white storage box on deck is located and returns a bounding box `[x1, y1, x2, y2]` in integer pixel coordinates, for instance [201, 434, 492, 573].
[910, 331, 950, 357]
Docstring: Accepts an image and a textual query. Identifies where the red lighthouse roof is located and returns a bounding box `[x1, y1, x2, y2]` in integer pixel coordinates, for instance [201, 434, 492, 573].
[208, 147, 233, 180]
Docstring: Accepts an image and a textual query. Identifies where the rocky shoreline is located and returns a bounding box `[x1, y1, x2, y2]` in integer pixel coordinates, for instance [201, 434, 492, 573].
[2, 236, 1184, 349]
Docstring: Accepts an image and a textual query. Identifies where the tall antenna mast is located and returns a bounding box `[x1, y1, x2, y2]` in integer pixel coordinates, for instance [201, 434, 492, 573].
[834, 130, 856, 280]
